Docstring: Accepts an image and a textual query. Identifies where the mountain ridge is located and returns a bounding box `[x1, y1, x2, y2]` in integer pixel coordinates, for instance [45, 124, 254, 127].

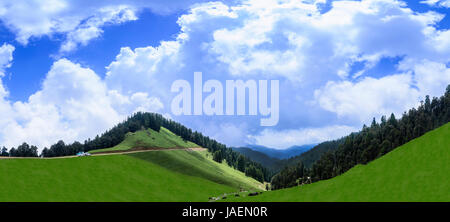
[225, 122, 450, 201]
[244, 144, 316, 159]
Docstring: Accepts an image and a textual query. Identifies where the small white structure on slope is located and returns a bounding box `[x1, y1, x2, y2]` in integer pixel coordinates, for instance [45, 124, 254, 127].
[76, 152, 91, 157]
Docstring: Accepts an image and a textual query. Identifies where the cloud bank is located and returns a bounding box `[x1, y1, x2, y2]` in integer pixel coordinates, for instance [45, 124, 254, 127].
[0, 51, 163, 148]
[0, 0, 210, 52]
[0, 0, 449, 149]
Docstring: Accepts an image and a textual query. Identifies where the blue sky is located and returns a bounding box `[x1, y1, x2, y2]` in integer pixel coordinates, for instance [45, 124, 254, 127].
[1, 9, 182, 101]
[0, 0, 449, 150]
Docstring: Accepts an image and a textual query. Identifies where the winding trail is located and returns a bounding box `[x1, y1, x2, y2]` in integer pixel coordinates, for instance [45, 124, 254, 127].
[0, 147, 207, 159]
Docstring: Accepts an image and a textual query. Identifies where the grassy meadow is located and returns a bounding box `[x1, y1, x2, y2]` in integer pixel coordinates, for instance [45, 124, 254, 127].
[224, 122, 450, 202]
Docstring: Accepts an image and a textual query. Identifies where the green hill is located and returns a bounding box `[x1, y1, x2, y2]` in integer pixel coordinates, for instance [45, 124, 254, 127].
[232, 147, 284, 172]
[225, 122, 450, 202]
[0, 149, 262, 201]
[90, 127, 198, 154]
[284, 139, 343, 169]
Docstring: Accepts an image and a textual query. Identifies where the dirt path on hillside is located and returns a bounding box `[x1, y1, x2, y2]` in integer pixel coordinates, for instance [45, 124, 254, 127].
[91, 147, 206, 156]
[0, 147, 207, 159]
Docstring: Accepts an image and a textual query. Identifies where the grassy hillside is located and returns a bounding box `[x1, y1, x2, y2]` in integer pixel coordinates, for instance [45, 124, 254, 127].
[129, 150, 263, 190]
[90, 127, 198, 154]
[0, 150, 262, 201]
[226, 122, 450, 202]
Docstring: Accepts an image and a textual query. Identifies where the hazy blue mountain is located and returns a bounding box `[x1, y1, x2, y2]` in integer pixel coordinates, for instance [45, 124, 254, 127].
[245, 144, 316, 159]
[232, 147, 285, 172]
[234, 142, 339, 174]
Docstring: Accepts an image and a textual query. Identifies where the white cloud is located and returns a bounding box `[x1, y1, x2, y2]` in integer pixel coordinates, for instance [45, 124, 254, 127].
[105, 40, 182, 97]
[0, 58, 163, 149]
[0, 0, 209, 52]
[110, 91, 164, 114]
[213, 122, 250, 147]
[248, 125, 358, 149]
[399, 59, 450, 98]
[431, 29, 450, 53]
[314, 73, 421, 123]
[420, 0, 450, 8]
[0, 0, 449, 149]
[0, 44, 16, 130]
[194, 0, 449, 82]
[60, 5, 138, 53]
[314, 59, 450, 124]
[101, 0, 450, 146]
[0, 44, 14, 97]
[0, 43, 14, 72]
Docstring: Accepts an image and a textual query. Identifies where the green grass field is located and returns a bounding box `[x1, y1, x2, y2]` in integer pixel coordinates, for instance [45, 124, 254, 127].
[90, 127, 198, 153]
[225, 122, 450, 202]
[129, 150, 263, 190]
[0, 150, 262, 201]
[1, 122, 447, 202]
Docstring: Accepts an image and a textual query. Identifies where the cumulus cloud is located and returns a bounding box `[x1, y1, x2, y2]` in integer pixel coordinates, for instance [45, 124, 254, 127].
[207, 122, 250, 147]
[399, 59, 450, 96]
[0, 0, 449, 149]
[314, 59, 450, 124]
[0, 44, 14, 71]
[314, 74, 420, 123]
[0, 57, 163, 149]
[105, 40, 182, 97]
[99, 0, 450, 147]
[0, 44, 15, 130]
[0, 0, 209, 52]
[190, 0, 449, 82]
[0, 44, 14, 96]
[420, 0, 450, 8]
[60, 6, 138, 53]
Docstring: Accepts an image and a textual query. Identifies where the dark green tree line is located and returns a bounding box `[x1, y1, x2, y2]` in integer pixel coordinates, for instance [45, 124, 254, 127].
[2, 111, 270, 182]
[271, 85, 450, 190]
[8, 143, 38, 157]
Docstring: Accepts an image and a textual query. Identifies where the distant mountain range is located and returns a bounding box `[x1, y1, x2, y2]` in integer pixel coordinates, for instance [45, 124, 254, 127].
[232, 144, 317, 173]
[233, 142, 340, 173]
[244, 144, 316, 159]
[231, 147, 284, 172]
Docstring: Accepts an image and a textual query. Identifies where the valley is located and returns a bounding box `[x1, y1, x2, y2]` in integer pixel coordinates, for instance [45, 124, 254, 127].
[223, 123, 450, 202]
